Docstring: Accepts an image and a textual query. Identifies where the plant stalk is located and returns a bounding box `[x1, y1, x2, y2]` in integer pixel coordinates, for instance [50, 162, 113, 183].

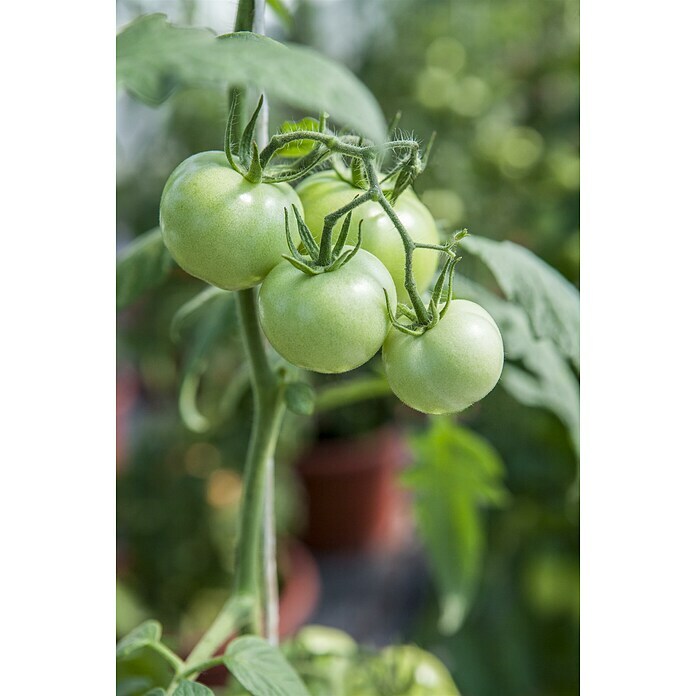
[182, 0, 283, 677]
[315, 375, 392, 411]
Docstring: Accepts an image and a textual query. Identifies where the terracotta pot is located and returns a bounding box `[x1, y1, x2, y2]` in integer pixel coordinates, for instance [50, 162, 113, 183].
[295, 426, 409, 551]
[196, 538, 320, 686]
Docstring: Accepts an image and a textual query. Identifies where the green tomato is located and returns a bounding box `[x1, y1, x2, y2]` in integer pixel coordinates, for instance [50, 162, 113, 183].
[295, 171, 440, 301]
[159, 151, 302, 291]
[383, 300, 504, 414]
[259, 250, 397, 374]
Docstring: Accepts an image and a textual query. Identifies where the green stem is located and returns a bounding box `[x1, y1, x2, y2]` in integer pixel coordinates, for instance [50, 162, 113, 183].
[260, 130, 373, 168]
[315, 375, 392, 411]
[182, 2, 285, 677]
[317, 189, 373, 265]
[363, 160, 430, 323]
[179, 656, 228, 680]
[262, 129, 434, 324]
[181, 594, 253, 678]
[232, 288, 284, 613]
[234, 0, 256, 31]
[181, 290, 284, 677]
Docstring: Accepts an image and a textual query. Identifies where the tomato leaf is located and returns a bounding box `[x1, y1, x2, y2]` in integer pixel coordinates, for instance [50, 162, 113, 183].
[403, 420, 508, 635]
[276, 118, 321, 158]
[223, 635, 311, 696]
[116, 621, 182, 696]
[170, 287, 239, 369]
[117, 229, 174, 311]
[267, 0, 293, 30]
[284, 381, 316, 415]
[170, 287, 242, 432]
[502, 349, 580, 456]
[376, 645, 461, 695]
[455, 276, 580, 458]
[460, 236, 579, 370]
[116, 620, 162, 659]
[116, 14, 387, 144]
[172, 681, 215, 695]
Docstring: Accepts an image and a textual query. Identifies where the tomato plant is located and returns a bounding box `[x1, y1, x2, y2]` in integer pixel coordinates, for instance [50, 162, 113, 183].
[383, 300, 505, 415]
[259, 247, 397, 374]
[296, 169, 440, 301]
[160, 151, 302, 291]
[112, 1, 552, 693]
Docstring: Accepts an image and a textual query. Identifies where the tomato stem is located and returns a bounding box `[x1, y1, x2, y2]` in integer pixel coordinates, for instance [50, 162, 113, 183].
[362, 160, 431, 324]
[315, 375, 392, 411]
[316, 189, 372, 266]
[181, 2, 284, 677]
[258, 125, 437, 325]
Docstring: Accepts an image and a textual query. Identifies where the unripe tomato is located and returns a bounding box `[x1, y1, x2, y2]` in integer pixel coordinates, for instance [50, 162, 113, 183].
[259, 250, 397, 374]
[159, 151, 302, 290]
[382, 300, 504, 414]
[295, 171, 439, 301]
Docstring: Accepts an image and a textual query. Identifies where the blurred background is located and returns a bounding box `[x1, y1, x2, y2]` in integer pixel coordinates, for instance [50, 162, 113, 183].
[117, 1, 579, 694]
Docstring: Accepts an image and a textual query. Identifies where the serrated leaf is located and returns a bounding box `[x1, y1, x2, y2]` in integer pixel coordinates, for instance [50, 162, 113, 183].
[460, 236, 579, 369]
[455, 276, 580, 458]
[403, 420, 507, 635]
[502, 346, 580, 456]
[172, 681, 215, 695]
[116, 620, 162, 659]
[224, 636, 310, 696]
[284, 381, 315, 415]
[117, 229, 174, 310]
[117, 14, 386, 144]
[276, 118, 321, 158]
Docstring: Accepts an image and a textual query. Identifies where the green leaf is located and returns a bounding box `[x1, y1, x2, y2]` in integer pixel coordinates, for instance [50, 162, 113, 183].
[376, 645, 461, 695]
[267, 0, 293, 29]
[116, 621, 181, 696]
[117, 229, 174, 311]
[284, 381, 316, 415]
[502, 346, 580, 456]
[170, 287, 241, 432]
[224, 635, 311, 696]
[460, 236, 579, 369]
[172, 681, 215, 695]
[455, 276, 580, 458]
[116, 620, 162, 659]
[143, 690, 167, 696]
[117, 14, 387, 144]
[170, 286, 237, 344]
[117, 645, 177, 696]
[171, 288, 238, 370]
[403, 420, 508, 635]
[276, 118, 321, 158]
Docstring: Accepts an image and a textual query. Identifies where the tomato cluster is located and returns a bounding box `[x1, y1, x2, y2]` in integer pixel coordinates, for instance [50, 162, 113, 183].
[160, 152, 504, 414]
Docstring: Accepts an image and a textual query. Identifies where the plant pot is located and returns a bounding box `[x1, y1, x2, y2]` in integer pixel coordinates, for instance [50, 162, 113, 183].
[195, 538, 321, 686]
[295, 426, 409, 551]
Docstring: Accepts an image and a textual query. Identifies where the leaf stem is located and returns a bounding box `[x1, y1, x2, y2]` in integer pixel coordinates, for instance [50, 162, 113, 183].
[315, 375, 392, 411]
[363, 160, 430, 323]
